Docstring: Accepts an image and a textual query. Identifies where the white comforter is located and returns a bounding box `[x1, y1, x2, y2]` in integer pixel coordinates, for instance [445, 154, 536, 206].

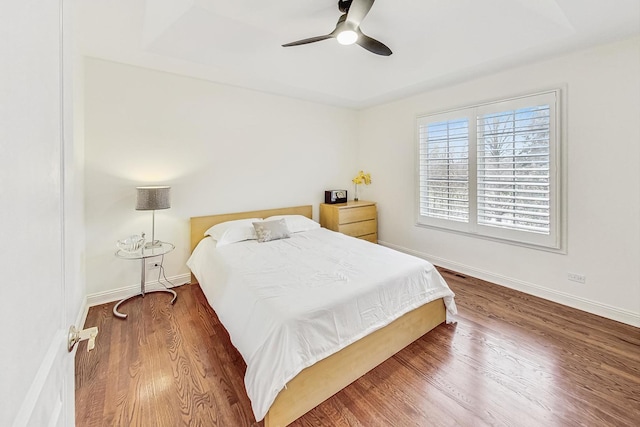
[187, 227, 456, 421]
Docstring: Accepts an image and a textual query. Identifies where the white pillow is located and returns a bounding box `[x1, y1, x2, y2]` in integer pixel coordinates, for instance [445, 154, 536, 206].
[203, 218, 262, 247]
[264, 215, 320, 233]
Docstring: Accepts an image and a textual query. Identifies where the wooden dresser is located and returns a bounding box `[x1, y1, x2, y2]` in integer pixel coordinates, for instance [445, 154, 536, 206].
[320, 201, 377, 243]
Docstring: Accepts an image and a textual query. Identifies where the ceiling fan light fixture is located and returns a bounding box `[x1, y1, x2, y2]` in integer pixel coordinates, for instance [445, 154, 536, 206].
[337, 30, 358, 45]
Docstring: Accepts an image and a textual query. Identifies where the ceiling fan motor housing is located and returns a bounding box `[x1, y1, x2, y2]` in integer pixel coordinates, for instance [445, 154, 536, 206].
[338, 0, 353, 13]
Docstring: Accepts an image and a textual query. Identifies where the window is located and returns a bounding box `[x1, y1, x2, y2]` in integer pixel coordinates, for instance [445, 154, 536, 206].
[416, 90, 562, 250]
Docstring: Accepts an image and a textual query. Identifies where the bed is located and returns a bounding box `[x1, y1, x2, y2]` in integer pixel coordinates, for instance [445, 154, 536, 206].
[188, 205, 456, 426]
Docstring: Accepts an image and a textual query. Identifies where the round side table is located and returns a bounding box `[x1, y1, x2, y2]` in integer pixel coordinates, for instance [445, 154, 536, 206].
[113, 242, 177, 319]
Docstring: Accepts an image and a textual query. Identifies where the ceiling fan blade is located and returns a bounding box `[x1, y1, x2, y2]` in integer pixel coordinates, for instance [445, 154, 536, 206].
[346, 0, 375, 26]
[283, 14, 346, 47]
[356, 31, 392, 56]
[282, 34, 334, 47]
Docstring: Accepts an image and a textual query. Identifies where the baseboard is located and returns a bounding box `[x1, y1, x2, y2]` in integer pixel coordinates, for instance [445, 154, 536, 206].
[86, 273, 192, 307]
[380, 240, 640, 328]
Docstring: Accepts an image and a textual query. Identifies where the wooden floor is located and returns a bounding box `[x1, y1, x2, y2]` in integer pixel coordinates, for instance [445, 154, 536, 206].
[76, 269, 640, 426]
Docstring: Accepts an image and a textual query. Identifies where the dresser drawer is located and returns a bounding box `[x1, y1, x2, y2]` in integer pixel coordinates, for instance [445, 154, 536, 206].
[359, 233, 378, 243]
[339, 205, 377, 224]
[320, 201, 378, 243]
[338, 219, 377, 237]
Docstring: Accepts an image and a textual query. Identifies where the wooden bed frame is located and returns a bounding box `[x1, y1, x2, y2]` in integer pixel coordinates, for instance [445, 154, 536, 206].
[190, 205, 447, 427]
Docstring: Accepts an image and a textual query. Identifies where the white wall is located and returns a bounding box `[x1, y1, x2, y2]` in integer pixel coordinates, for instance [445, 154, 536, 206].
[84, 38, 640, 326]
[84, 58, 358, 299]
[358, 37, 640, 326]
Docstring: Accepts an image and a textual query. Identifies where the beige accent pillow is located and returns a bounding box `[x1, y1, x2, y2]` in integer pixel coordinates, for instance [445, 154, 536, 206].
[252, 219, 291, 243]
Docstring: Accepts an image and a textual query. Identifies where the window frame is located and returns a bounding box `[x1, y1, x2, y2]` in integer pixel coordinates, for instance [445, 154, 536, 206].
[415, 89, 565, 252]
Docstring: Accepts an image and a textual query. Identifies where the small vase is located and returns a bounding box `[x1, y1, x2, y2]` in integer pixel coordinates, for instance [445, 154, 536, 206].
[354, 184, 359, 201]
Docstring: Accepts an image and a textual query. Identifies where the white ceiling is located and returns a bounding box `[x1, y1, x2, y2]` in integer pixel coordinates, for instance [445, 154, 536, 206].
[77, 0, 640, 109]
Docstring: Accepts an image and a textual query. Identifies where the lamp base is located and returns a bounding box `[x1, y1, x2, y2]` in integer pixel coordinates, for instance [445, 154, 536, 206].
[144, 240, 163, 249]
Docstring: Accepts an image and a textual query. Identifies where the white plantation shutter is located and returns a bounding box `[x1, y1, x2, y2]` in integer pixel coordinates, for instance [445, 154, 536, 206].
[417, 90, 562, 250]
[418, 118, 469, 222]
[477, 105, 551, 234]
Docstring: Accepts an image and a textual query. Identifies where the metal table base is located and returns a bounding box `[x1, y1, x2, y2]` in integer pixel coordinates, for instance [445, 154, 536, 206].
[113, 255, 177, 319]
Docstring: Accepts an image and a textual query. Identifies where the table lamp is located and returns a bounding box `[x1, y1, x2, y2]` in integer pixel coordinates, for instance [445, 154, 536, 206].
[136, 186, 171, 248]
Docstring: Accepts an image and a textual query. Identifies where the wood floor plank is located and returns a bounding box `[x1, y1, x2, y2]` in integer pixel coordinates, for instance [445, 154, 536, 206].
[76, 269, 640, 426]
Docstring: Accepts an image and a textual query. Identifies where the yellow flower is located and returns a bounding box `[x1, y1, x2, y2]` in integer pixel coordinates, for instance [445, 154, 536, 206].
[352, 170, 372, 185]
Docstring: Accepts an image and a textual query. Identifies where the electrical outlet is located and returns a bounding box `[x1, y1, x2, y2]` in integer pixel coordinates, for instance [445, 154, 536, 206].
[567, 272, 586, 284]
[147, 261, 160, 270]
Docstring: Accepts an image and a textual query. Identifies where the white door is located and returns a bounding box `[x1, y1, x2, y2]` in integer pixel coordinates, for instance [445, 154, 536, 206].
[0, 1, 83, 426]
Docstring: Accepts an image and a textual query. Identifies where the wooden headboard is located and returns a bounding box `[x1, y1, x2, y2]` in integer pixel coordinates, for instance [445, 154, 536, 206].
[190, 205, 313, 254]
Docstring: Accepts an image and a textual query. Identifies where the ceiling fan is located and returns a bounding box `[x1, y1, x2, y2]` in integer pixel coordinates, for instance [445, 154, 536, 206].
[282, 0, 392, 56]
